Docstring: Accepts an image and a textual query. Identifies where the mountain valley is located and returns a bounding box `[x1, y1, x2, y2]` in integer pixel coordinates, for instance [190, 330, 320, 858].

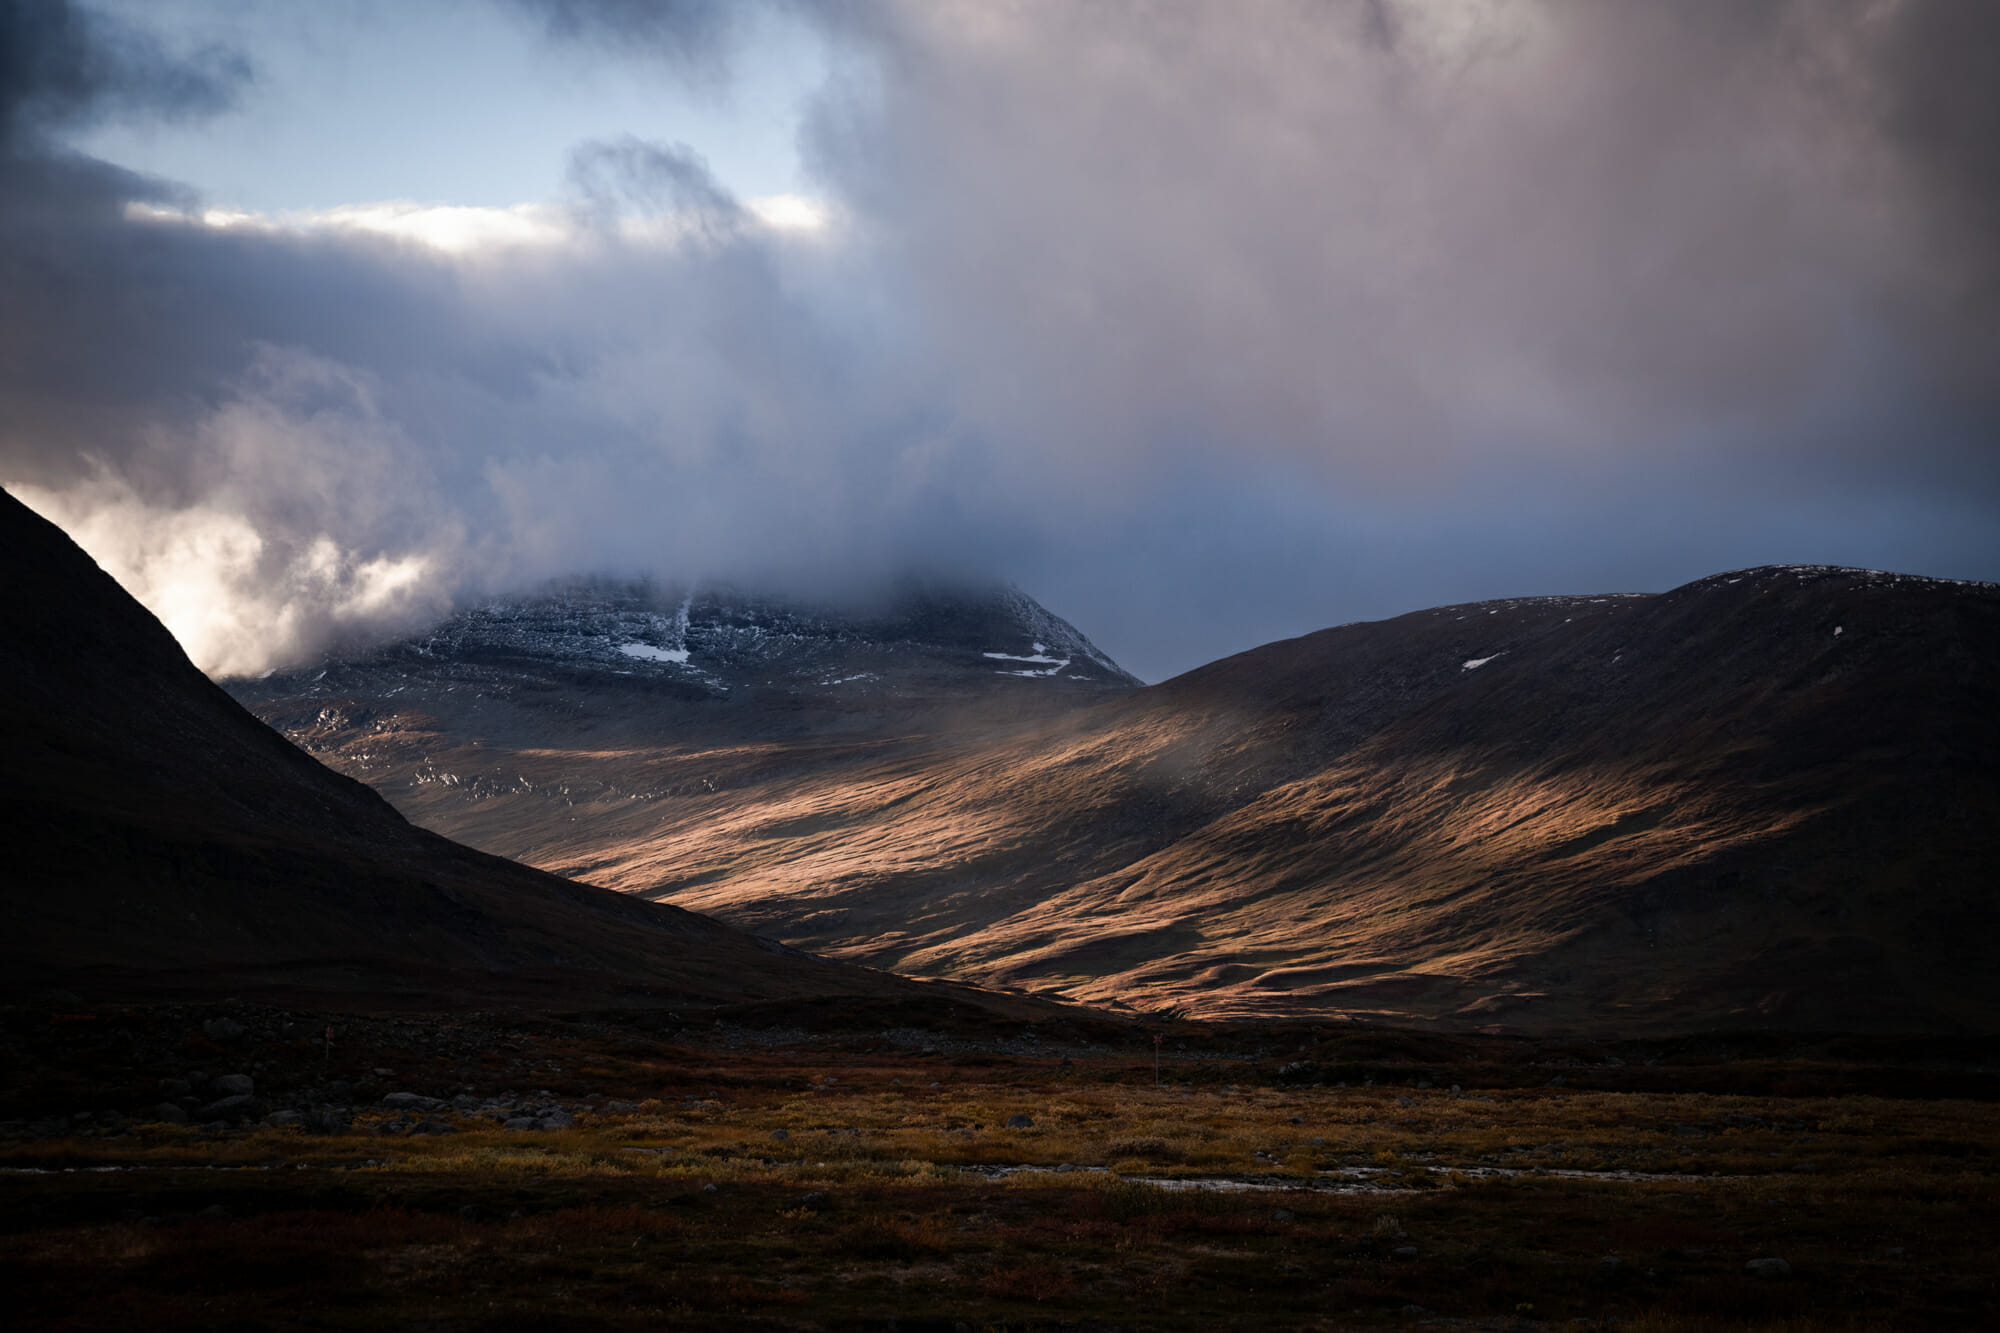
[230, 566, 2000, 1034]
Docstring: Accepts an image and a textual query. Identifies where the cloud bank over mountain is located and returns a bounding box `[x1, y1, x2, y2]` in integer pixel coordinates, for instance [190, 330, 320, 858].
[4, 0, 1998, 680]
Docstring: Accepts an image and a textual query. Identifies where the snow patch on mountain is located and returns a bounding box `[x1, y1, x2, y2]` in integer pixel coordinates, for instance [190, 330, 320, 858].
[619, 643, 689, 664]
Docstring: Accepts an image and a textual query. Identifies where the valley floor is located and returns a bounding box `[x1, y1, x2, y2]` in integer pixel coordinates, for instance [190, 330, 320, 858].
[3, 999, 1996, 1330]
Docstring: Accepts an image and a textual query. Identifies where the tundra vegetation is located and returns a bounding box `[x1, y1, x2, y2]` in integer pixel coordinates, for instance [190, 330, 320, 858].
[2, 998, 1995, 1329]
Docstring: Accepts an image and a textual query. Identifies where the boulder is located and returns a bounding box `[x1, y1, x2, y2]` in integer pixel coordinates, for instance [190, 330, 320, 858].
[382, 1092, 443, 1110]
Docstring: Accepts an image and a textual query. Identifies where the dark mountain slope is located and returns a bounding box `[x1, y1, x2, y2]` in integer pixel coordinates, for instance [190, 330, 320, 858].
[0, 487, 942, 1008]
[232, 565, 2000, 1034]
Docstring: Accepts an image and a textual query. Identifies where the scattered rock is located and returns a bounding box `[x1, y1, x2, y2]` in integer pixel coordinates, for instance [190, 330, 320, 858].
[197, 1094, 254, 1119]
[459, 1205, 483, 1222]
[197, 1204, 231, 1220]
[382, 1092, 442, 1110]
[213, 1073, 254, 1097]
[770, 1128, 790, 1141]
[1271, 1208, 1295, 1223]
[1005, 1114, 1034, 1129]
[540, 1110, 574, 1130]
[798, 1192, 830, 1210]
[1746, 1257, 1792, 1279]
[153, 1103, 188, 1125]
[1393, 1246, 1419, 1261]
[503, 1117, 538, 1131]
[264, 1110, 302, 1128]
[202, 1018, 245, 1043]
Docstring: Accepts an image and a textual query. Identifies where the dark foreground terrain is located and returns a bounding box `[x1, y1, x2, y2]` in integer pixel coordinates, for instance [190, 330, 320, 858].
[6, 993, 1996, 1331]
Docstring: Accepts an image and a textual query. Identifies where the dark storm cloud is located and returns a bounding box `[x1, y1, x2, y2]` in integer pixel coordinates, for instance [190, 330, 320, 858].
[3, 0, 1998, 682]
[777, 0, 2000, 669]
[0, 0, 250, 143]
[805, 1, 1999, 476]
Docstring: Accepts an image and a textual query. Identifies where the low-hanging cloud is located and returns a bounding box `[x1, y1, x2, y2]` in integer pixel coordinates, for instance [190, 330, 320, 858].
[4, 0, 1999, 682]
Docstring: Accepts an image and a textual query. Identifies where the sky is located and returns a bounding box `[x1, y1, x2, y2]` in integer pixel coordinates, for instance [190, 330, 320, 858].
[3, 0, 1998, 682]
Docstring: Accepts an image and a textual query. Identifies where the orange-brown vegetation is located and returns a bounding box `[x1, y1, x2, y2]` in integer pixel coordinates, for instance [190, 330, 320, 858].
[3, 998, 1996, 1330]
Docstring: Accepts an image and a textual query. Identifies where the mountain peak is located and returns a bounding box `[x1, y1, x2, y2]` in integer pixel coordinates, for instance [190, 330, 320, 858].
[262, 575, 1140, 700]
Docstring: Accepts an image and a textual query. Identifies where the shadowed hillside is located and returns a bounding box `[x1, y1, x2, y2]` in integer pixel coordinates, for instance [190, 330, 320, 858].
[0, 486, 984, 1011]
